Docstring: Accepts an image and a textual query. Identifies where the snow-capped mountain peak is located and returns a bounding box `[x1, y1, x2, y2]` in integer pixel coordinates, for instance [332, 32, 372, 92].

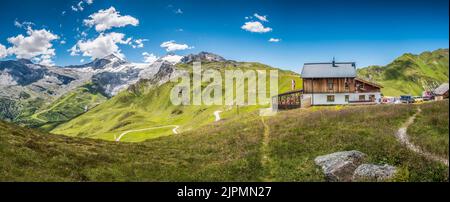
[160, 54, 183, 65]
[17, 58, 34, 65]
[65, 54, 128, 70]
[102, 53, 126, 63]
[180, 51, 226, 63]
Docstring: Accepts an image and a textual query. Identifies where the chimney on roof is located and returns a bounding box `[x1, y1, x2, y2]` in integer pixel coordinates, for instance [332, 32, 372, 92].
[332, 57, 336, 67]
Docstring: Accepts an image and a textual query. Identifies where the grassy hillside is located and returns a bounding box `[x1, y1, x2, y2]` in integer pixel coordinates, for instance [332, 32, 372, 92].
[0, 83, 106, 131]
[1, 102, 447, 181]
[264, 103, 448, 181]
[0, 96, 45, 123]
[408, 100, 449, 159]
[1, 111, 265, 181]
[23, 83, 107, 131]
[358, 49, 449, 96]
[52, 61, 302, 142]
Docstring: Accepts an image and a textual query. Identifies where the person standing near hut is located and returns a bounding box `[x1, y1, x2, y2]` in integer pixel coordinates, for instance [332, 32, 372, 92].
[291, 79, 296, 90]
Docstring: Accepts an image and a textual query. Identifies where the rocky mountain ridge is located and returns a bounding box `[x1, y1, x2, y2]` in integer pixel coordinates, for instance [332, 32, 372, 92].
[0, 51, 223, 125]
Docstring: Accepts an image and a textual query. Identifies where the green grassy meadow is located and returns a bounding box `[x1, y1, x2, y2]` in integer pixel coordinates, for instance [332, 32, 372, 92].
[408, 100, 449, 159]
[1, 102, 448, 181]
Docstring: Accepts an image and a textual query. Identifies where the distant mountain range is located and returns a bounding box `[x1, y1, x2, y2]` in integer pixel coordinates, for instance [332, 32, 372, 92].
[358, 48, 449, 96]
[0, 53, 188, 127]
[0, 51, 255, 129]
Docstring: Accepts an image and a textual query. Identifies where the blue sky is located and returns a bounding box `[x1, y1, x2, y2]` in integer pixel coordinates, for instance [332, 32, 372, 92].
[0, 0, 448, 72]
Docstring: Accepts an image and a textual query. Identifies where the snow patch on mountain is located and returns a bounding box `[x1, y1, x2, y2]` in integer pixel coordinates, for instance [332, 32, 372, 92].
[0, 51, 229, 99]
[0, 73, 17, 86]
[181, 51, 226, 63]
[161, 54, 183, 64]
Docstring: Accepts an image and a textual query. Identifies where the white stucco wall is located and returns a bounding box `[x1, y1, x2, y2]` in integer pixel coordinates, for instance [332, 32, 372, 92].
[304, 93, 381, 105]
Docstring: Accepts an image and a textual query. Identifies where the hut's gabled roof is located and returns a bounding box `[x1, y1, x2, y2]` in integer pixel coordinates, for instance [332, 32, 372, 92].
[301, 62, 356, 78]
[434, 83, 449, 95]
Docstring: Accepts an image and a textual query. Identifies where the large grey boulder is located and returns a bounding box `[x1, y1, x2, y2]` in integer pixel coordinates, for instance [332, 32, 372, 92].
[352, 164, 397, 182]
[314, 150, 366, 182]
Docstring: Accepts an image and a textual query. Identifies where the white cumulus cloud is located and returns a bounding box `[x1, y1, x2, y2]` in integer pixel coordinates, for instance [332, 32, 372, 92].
[268, 38, 280, 42]
[72, 1, 84, 12]
[6, 27, 59, 65]
[142, 52, 158, 64]
[33, 54, 55, 66]
[77, 1, 84, 11]
[70, 32, 131, 59]
[71, 6, 79, 12]
[174, 8, 183, 14]
[71, 0, 93, 12]
[132, 39, 148, 48]
[241, 21, 272, 33]
[0, 44, 7, 59]
[160, 40, 193, 52]
[14, 20, 34, 29]
[80, 31, 88, 38]
[84, 7, 139, 32]
[254, 13, 268, 22]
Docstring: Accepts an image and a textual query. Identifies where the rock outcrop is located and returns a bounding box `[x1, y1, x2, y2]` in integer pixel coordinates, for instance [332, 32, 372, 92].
[314, 150, 366, 182]
[352, 164, 397, 182]
[315, 151, 398, 182]
[181, 52, 226, 64]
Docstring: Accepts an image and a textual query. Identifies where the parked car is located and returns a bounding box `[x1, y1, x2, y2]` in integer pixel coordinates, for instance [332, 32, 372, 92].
[423, 95, 434, 101]
[400, 95, 414, 104]
[413, 96, 424, 103]
[381, 96, 396, 104]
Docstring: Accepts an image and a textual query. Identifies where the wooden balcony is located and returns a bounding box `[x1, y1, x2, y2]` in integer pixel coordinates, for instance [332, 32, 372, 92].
[272, 89, 303, 110]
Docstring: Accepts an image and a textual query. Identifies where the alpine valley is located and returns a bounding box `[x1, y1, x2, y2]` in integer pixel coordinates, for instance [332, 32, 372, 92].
[0, 51, 301, 138]
[0, 53, 185, 129]
[1, 50, 449, 140]
[0, 50, 448, 182]
[0, 0, 449, 183]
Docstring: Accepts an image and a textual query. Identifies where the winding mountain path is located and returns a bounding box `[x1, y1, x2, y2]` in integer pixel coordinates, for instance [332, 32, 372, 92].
[395, 107, 449, 166]
[260, 116, 275, 181]
[115, 125, 180, 142]
[213, 110, 223, 122]
[172, 125, 180, 134]
[31, 92, 78, 122]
